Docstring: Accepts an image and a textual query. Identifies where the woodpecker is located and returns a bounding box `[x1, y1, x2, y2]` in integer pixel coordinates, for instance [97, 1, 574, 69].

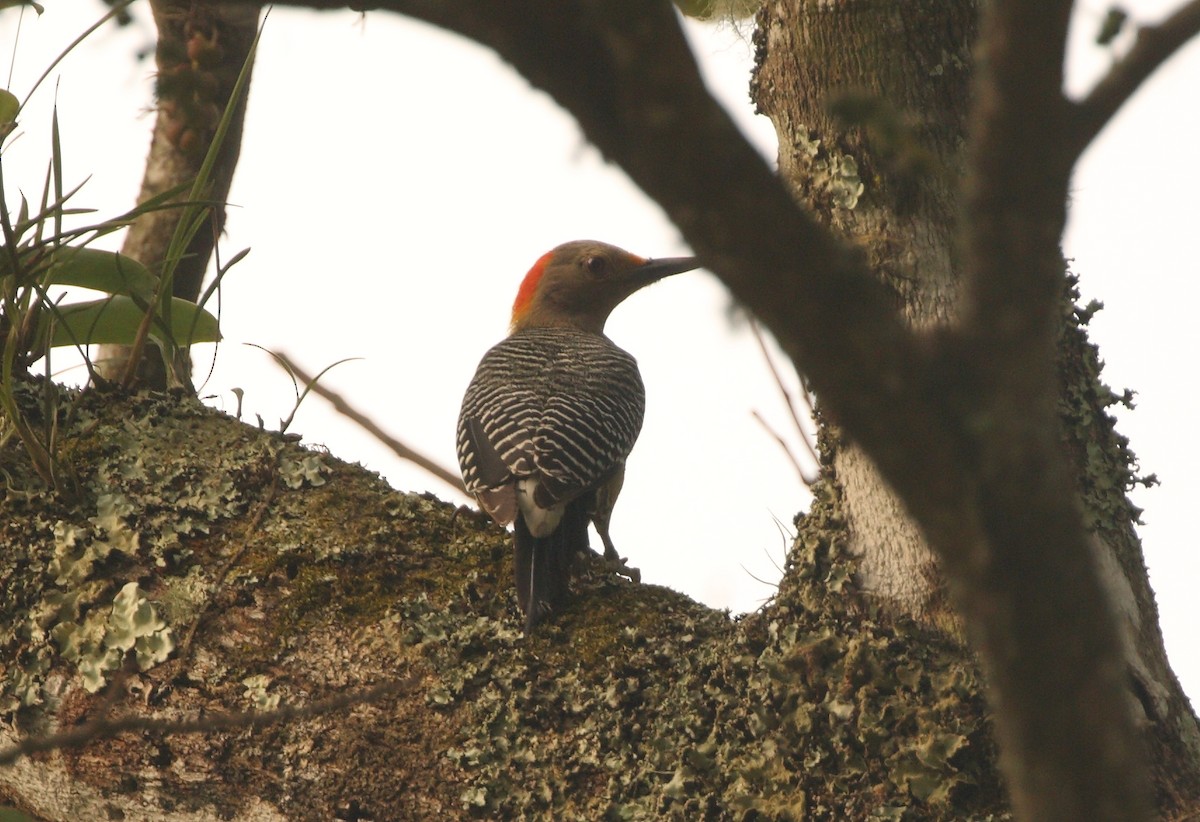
[456, 240, 699, 632]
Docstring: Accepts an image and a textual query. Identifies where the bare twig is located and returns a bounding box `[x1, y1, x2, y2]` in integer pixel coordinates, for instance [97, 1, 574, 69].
[737, 561, 780, 590]
[273, 351, 466, 495]
[1070, 0, 1200, 156]
[0, 675, 418, 766]
[748, 319, 819, 470]
[750, 409, 815, 488]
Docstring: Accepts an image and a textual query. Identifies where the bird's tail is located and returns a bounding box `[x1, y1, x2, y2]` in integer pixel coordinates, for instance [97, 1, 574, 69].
[514, 499, 589, 632]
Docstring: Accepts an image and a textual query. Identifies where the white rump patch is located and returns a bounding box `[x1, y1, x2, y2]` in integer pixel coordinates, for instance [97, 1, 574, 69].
[516, 478, 565, 537]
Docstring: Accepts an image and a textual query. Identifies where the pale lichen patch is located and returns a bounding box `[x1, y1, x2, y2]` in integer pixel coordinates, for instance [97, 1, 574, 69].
[0, 379, 1010, 819]
[0, 384, 268, 707]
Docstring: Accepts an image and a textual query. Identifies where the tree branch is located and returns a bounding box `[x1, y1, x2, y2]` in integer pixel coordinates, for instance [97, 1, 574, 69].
[0, 676, 418, 766]
[275, 351, 467, 494]
[960, 1, 1151, 819]
[1070, 0, 1200, 156]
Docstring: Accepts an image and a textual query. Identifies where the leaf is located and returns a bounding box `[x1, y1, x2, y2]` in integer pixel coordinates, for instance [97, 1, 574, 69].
[47, 296, 220, 348]
[44, 247, 156, 297]
[0, 89, 16, 140]
[0, 89, 18, 126]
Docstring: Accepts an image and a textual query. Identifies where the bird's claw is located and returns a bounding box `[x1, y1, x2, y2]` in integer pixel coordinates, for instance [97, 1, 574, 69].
[603, 552, 641, 584]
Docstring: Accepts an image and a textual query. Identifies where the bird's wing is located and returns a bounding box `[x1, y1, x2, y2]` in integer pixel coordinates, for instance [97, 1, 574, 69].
[530, 359, 645, 507]
[456, 329, 645, 513]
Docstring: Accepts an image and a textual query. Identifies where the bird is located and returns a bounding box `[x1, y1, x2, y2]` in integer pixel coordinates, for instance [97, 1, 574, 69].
[456, 240, 699, 632]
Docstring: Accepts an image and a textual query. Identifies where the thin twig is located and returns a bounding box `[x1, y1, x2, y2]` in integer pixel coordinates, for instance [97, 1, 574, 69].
[748, 319, 820, 469]
[0, 675, 418, 766]
[751, 409, 816, 487]
[1070, 0, 1200, 156]
[738, 561, 780, 589]
[273, 351, 466, 494]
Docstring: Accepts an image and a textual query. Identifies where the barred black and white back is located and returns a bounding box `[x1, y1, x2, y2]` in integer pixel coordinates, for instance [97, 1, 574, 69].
[456, 326, 646, 524]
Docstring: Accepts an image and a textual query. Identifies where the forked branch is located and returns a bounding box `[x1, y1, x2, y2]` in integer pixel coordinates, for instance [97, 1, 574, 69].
[1070, 0, 1200, 156]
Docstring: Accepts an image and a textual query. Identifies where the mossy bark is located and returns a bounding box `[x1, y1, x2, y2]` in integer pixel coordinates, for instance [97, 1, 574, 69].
[752, 0, 1199, 812]
[0, 383, 1008, 819]
[3, 1, 1199, 818]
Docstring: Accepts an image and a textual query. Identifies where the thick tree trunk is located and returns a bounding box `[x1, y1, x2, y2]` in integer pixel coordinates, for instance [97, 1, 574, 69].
[753, 0, 1200, 810]
[754, 0, 974, 624]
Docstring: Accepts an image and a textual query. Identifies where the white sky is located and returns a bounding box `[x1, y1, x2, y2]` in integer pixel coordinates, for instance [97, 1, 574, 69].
[3, 2, 1196, 702]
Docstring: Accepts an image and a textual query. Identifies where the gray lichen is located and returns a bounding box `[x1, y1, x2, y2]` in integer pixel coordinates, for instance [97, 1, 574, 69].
[1057, 272, 1156, 535]
[0, 380, 1008, 820]
[387, 470, 1004, 820]
[790, 126, 865, 211]
[1, 384, 264, 708]
[52, 581, 175, 693]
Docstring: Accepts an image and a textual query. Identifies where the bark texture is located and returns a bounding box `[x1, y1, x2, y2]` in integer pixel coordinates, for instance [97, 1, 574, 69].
[2, 0, 1199, 819]
[97, 0, 260, 387]
[753, 0, 1199, 814]
[1, 383, 1008, 820]
[753, 0, 975, 625]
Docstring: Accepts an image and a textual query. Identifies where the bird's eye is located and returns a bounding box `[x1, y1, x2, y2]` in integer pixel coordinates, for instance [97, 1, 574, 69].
[584, 256, 608, 278]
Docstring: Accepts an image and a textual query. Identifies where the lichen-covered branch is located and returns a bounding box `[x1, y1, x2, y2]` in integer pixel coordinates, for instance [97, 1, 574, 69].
[0, 383, 1009, 819]
[0, 677, 415, 767]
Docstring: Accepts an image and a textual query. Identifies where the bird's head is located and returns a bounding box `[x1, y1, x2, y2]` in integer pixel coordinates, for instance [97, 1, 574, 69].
[510, 240, 699, 334]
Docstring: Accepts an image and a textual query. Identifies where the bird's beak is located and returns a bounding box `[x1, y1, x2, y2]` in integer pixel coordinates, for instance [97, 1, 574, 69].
[631, 256, 701, 286]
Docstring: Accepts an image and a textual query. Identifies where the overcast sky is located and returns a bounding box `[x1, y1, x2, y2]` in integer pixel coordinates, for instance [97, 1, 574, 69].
[4, 1, 1196, 701]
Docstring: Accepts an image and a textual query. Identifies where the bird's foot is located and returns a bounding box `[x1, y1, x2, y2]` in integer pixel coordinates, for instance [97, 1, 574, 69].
[581, 543, 641, 583]
[601, 551, 641, 584]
